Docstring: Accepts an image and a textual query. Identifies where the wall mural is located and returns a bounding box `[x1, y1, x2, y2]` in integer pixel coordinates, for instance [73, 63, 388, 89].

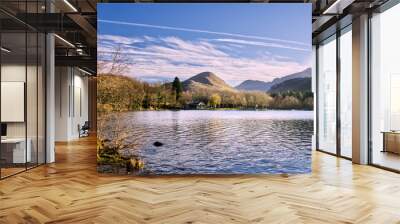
[97, 3, 313, 175]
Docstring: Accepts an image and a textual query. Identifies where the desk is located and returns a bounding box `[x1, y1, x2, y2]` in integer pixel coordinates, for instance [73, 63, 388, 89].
[1, 138, 31, 163]
[382, 131, 400, 154]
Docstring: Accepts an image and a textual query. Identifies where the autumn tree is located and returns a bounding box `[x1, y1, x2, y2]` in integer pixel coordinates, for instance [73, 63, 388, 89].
[98, 73, 313, 111]
[209, 93, 222, 108]
[97, 44, 130, 75]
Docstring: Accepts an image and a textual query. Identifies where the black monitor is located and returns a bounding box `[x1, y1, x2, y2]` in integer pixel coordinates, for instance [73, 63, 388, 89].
[1, 123, 7, 137]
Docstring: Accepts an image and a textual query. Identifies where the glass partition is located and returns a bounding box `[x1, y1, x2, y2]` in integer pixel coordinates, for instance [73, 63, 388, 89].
[317, 35, 337, 154]
[27, 31, 38, 169]
[370, 3, 400, 171]
[0, 2, 46, 179]
[1, 31, 28, 177]
[38, 32, 46, 165]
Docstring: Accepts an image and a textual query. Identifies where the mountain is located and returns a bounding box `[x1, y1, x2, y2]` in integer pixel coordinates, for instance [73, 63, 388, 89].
[182, 72, 236, 92]
[180, 68, 312, 94]
[269, 77, 312, 93]
[269, 68, 311, 87]
[235, 80, 272, 92]
[235, 68, 311, 92]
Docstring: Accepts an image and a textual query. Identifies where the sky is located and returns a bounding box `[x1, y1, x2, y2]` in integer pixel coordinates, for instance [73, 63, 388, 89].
[98, 4, 312, 86]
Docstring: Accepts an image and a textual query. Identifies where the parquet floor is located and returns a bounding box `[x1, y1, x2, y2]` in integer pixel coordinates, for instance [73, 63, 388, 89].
[1, 136, 400, 223]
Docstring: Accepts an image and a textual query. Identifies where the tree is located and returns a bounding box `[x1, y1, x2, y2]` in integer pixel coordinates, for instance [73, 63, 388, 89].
[209, 93, 222, 108]
[98, 44, 130, 75]
[97, 74, 144, 112]
[172, 77, 183, 101]
[303, 96, 314, 110]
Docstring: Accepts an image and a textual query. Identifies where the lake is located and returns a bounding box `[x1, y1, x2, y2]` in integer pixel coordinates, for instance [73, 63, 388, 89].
[98, 110, 313, 174]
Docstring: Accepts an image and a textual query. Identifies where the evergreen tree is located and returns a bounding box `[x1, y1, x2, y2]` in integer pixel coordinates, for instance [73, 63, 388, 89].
[172, 77, 183, 100]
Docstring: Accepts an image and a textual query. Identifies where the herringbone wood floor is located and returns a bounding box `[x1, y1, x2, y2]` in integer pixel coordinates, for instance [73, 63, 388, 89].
[1, 137, 400, 224]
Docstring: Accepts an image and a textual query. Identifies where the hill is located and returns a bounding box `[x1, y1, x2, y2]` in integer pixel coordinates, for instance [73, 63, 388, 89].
[269, 68, 311, 87]
[182, 72, 236, 92]
[235, 80, 272, 92]
[269, 77, 312, 93]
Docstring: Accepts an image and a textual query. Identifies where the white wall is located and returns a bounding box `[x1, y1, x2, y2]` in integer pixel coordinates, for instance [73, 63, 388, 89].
[55, 67, 89, 141]
[55, 66, 70, 141]
[71, 73, 89, 138]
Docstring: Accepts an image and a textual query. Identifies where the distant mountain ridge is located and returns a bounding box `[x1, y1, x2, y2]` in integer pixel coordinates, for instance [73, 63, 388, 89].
[269, 77, 311, 93]
[235, 68, 311, 92]
[180, 68, 311, 94]
[235, 80, 272, 92]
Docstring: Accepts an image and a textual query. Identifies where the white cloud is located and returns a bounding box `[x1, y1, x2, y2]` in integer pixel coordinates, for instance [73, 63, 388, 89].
[98, 35, 310, 86]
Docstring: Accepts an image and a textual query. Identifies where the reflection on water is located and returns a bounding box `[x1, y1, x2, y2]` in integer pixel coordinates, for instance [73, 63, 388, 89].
[99, 110, 313, 174]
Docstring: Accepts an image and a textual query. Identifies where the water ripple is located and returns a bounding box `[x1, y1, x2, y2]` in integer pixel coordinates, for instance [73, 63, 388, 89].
[100, 110, 313, 174]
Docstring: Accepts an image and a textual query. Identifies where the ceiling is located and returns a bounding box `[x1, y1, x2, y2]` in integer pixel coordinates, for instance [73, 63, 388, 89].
[0, 0, 392, 74]
[0, 0, 97, 73]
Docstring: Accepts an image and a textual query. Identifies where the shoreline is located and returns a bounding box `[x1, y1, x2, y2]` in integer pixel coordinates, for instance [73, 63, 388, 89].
[99, 108, 314, 113]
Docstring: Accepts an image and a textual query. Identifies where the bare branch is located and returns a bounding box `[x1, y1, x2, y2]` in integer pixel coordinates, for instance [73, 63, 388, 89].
[98, 44, 130, 75]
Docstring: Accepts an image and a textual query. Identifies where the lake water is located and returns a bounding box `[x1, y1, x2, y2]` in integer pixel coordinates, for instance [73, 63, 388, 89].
[99, 110, 313, 174]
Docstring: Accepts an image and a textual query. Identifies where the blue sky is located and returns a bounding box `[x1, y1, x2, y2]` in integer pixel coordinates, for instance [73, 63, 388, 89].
[98, 4, 311, 86]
